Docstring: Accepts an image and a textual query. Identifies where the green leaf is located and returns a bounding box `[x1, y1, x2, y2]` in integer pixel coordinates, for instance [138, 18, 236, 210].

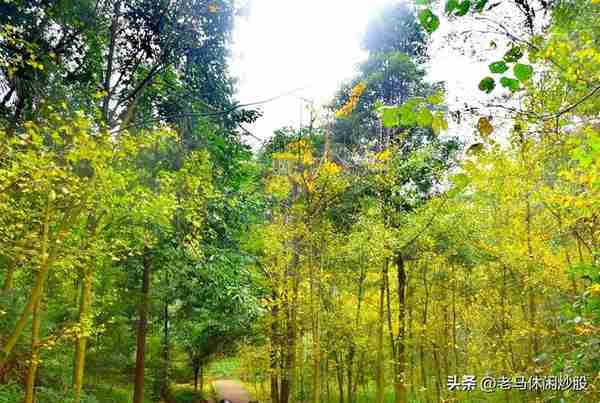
[513, 63, 533, 82]
[426, 92, 444, 105]
[416, 108, 434, 127]
[419, 9, 440, 34]
[451, 173, 471, 190]
[455, 0, 471, 16]
[478, 77, 495, 93]
[500, 77, 520, 91]
[474, 0, 488, 12]
[489, 61, 508, 74]
[381, 107, 399, 128]
[399, 104, 417, 126]
[503, 46, 524, 63]
[445, 0, 459, 14]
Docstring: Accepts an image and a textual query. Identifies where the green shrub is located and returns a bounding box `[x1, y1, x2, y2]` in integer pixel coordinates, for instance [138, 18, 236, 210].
[173, 387, 204, 403]
[0, 381, 22, 403]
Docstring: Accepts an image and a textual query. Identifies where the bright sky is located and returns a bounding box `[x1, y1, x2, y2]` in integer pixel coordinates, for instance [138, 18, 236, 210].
[230, 0, 496, 149]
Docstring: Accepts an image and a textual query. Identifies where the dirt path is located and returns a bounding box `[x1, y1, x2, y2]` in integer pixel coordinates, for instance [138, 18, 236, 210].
[212, 379, 254, 403]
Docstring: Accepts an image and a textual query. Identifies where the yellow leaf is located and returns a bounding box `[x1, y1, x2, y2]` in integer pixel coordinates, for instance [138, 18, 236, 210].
[477, 117, 494, 138]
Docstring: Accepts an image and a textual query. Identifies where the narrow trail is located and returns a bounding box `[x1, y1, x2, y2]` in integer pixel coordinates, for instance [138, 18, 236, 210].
[212, 379, 254, 403]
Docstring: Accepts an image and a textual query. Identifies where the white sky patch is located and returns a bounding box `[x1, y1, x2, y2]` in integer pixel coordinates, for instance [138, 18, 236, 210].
[230, 0, 519, 149]
[231, 0, 390, 147]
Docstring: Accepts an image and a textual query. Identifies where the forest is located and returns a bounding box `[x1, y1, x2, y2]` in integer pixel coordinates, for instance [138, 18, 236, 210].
[0, 0, 599, 402]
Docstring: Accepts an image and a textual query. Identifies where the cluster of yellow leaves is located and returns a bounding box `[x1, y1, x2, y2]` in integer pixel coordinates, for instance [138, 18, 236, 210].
[273, 139, 314, 165]
[588, 283, 600, 296]
[335, 81, 367, 118]
[375, 148, 392, 162]
[575, 323, 596, 336]
[317, 161, 341, 176]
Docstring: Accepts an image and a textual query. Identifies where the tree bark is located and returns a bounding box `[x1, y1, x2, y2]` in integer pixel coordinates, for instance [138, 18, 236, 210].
[270, 291, 280, 403]
[334, 352, 344, 403]
[311, 246, 321, 403]
[133, 250, 151, 403]
[393, 254, 407, 403]
[375, 263, 385, 403]
[24, 290, 43, 403]
[194, 363, 200, 393]
[73, 267, 93, 402]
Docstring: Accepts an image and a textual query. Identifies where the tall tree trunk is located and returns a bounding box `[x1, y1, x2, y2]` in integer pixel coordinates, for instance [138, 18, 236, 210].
[347, 264, 366, 403]
[334, 352, 344, 403]
[375, 263, 386, 403]
[270, 292, 280, 403]
[73, 267, 93, 402]
[311, 246, 321, 403]
[133, 250, 151, 403]
[159, 267, 173, 403]
[24, 290, 43, 403]
[346, 349, 353, 403]
[199, 364, 204, 395]
[393, 254, 407, 403]
[420, 263, 429, 403]
[194, 362, 200, 393]
[281, 237, 299, 403]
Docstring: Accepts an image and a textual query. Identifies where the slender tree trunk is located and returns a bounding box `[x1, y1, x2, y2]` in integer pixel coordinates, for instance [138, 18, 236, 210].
[281, 237, 300, 403]
[326, 359, 331, 403]
[346, 349, 353, 403]
[133, 250, 151, 403]
[311, 246, 321, 403]
[347, 266, 365, 403]
[334, 352, 344, 403]
[270, 291, 280, 403]
[408, 275, 415, 398]
[73, 268, 93, 402]
[375, 263, 385, 403]
[24, 291, 43, 403]
[194, 363, 200, 392]
[420, 263, 429, 403]
[432, 343, 442, 403]
[451, 265, 458, 373]
[0, 203, 51, 366]
[200, 365, 204, 395]
[1, 258, 15, 293]
[394, 254, 407, 403]
[160, 267, 173, 403]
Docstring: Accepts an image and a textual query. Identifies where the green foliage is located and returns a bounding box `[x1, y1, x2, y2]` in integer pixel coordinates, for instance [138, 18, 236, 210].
[418, 9, 440, 33]
[478, 76, 496, 93]
[513, 63, 534, 81]
[503, 46, 524, 63]
[499, 76, 520, 91]
[489, 61, 509, 74]
[0, 382, 21, 403]
[173, 388, 205, 403]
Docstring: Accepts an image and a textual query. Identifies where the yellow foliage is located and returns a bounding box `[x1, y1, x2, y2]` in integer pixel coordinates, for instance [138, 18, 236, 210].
[335, 82, 367, 118]
[376, 148, 392, 162]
